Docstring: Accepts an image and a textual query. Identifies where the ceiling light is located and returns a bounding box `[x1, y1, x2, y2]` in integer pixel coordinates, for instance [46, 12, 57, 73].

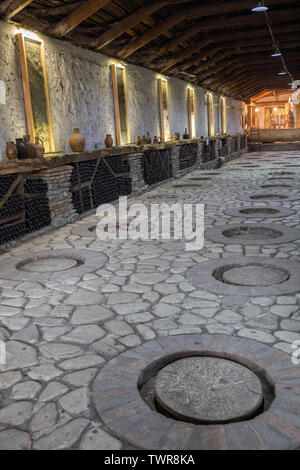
[252, 2, 268, 12]
[271, 49, 282, 57]
[278, 71, 287, 75]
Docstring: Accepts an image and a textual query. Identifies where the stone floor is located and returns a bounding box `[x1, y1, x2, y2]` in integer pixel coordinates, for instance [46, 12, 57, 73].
[0, 150, 300, 450]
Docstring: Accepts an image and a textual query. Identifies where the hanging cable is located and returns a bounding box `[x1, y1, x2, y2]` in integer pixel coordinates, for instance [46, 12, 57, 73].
[263, 9, 294, 82]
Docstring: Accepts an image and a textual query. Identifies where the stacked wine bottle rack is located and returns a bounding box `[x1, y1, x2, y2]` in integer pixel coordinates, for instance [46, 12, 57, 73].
[0, 175, 51, 245]
[71, 155, 132, 215]
[0, 175, 25, 245]
[230, 137, 239, 154]
[202, 140, 216, 163]
[178, 143, 198, 170]
[143, 149, 172, 185]
[240, 134, 247, 149]
[24, 178, 51, 234]
[219, 138, 229, 157]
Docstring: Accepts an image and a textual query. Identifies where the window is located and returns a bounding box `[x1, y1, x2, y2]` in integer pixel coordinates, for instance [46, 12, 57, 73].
[158, 78, 171, 142]
[111, 64, 130, 146]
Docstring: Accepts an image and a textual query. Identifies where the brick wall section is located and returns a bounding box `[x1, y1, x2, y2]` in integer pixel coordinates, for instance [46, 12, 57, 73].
[124, 152, 147, 195]
[38, 165, 78, 228]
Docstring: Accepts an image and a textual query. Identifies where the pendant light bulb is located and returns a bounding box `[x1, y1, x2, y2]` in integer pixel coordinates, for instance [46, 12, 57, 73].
[252, 2, 269, 12]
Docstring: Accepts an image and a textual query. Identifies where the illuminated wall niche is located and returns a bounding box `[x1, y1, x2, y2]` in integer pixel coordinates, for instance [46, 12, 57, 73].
[187, 87, 196, 138]
[17, 33, 54, 153]
[158, 78, 171, 142]
[220, 97, 227, 134]
[207, 92, 215, 137]
[111, 64, 130, 146]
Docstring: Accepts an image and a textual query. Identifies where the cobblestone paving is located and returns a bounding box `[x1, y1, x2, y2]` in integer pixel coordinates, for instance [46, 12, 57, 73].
[0, 151, 300, 449]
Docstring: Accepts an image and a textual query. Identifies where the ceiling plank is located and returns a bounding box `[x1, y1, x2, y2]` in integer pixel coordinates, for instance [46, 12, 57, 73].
[93, 2, 163, 50]
[138, 0, 289, 63]
[48, 0, 112, 38]
[27, 2, 82, 17]
[93, 0, 196, 51]
[160, 39, 212, 72]
[0, 0, 34, 19]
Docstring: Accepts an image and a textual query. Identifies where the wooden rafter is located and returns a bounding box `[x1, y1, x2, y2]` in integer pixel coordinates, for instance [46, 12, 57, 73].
[0, 0, 33, 20]
[160, 39, 212, 72]
[48, 0, 112, 38]
[92, 0, 197, 50]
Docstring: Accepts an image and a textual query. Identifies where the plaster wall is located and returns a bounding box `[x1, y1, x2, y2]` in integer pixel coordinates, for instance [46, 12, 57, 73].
[0, 20, 246, 161]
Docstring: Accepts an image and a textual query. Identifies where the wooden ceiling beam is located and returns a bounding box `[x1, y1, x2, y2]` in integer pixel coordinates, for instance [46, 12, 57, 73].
[117, 3, 273, 59]
[0, 0, 34, 19]
[236, 81, 264, 95]
[93, 2, 163, 50]
[119, 4, 300, 59]
[221, 34, 300, 50]
[160, 39, 212, 72]
[48, 0, 112, 38]
[92, 0, 196, 51]
[179, 47, 222, 71]
[195, 59, 238, 81]
[27, 2, 82, 17]
[139, 0, 289, 63]
[208, 23, 300, 44]
[251, 90, 274, 101]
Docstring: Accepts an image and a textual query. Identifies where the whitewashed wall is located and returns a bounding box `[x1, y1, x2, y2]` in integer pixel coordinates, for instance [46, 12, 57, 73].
[0, 20, 246, 161]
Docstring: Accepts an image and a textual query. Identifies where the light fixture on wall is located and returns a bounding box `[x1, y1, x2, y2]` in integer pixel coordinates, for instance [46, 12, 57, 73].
[278, 71, 287, 75]
[251, 1, 268, 12]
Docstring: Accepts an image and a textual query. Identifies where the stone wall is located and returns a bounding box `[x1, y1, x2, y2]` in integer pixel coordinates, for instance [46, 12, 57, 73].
[0, 20, 247, 161]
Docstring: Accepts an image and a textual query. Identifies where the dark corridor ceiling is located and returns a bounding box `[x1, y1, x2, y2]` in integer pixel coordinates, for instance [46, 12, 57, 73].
[1, 0, 300, 101]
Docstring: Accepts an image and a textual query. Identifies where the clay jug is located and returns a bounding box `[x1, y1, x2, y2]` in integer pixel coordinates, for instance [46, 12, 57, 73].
[6, 142, 17, 160]
[153, 136, 158, 144]
[141, 135, 146, 144]
[34, 136, 45, 158]
[145, 132, 151, 144]
[23, 135, 37, 158]
[135, 136, 141, 146]
[16, 138, 28, 160]
[104, 134, 113, 148]
[69, 128, 85, 152]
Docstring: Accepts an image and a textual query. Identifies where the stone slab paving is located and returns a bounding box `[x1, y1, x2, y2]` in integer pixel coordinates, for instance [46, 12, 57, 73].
[0, 150, 299, 449]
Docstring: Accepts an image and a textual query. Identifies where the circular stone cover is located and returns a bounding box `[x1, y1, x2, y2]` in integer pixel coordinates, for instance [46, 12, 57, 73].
[205, 223, 300, 245]
[223, 207, 295, 219]
[222, 226, 282, 240]
[239, 192, 300, 202]
[19, 256, 78, 272]
[154, 357, 263, 424]
[222, 264, 289, 286]
[0, 249, 107, 282]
